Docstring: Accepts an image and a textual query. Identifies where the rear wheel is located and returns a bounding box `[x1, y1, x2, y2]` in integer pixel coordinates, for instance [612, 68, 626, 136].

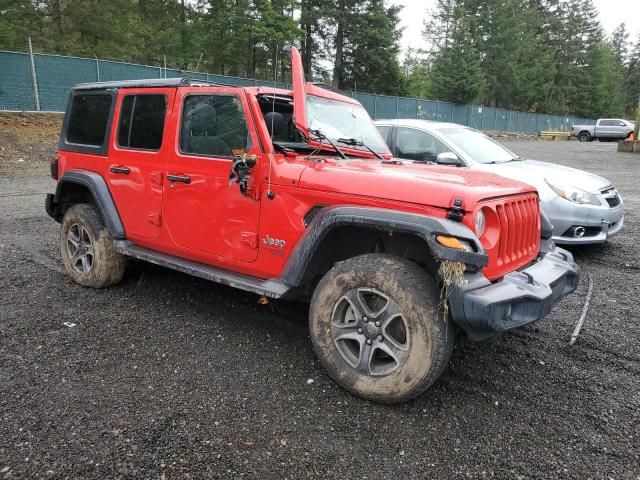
[60, 203, 126, 288]
[309, 254, 454, 403]
[578, 132, 591, 142]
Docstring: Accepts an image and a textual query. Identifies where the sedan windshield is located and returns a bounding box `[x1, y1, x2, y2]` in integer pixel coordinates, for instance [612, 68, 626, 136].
[306, 95, 389, 154]
[439, 127, 518, 164]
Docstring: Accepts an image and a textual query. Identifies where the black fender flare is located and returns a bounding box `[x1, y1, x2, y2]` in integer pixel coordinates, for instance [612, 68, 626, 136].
[280, 205, 488, 288]
[49, 170, 125, 239]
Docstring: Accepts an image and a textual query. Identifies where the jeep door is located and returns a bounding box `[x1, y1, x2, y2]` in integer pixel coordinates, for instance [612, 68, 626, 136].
[163, 88, 261, 263]
[108, 88, 175, 239]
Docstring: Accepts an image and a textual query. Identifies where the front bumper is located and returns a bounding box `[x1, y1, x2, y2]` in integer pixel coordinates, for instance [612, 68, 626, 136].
[449, 242, 580, 342]
[545, 196, 624, 245]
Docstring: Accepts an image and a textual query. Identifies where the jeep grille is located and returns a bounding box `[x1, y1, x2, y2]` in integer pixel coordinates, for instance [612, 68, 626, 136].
[481, 193, 541, 280]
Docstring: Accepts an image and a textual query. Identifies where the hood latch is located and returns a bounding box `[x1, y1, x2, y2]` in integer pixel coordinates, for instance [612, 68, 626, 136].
[447, 198, 464, 222]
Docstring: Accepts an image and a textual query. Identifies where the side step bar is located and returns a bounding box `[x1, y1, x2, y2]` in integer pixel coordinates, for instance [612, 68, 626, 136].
[113, 240, 289, 299]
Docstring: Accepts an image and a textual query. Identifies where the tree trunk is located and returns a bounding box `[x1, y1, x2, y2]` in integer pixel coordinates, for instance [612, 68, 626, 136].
[332, 0, 346, 89]
[180, 0, 187, 68]
[300, 0, 314, 80]
[50, 0, 63, 53]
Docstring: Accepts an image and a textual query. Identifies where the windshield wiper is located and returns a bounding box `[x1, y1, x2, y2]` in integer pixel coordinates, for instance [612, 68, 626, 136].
[272, 142, 296, 155]
[337, 138, 383, 160]
[308, 129, 347, 159]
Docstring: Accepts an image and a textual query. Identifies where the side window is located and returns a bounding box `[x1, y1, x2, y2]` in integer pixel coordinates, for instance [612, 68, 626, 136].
[395, 127, 450, 162]
[376, 125, 391, 145]
[117, 95, 166, 150]
[66, 94, 112, 146]
[180, 94, 251, 157]
[599, 120, 614, 127]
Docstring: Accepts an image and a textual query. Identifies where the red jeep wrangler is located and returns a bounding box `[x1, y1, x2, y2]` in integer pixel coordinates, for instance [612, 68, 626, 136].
[46, 47, 579, 403]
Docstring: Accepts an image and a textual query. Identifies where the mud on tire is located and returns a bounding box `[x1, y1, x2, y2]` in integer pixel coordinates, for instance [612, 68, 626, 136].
[309, 254, 455, 403]
[60, 203, 126, 288]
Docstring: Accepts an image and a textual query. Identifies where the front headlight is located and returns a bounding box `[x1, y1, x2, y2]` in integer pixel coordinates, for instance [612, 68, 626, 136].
[475, 210, 485, 236]
[545, 179, 600, 206]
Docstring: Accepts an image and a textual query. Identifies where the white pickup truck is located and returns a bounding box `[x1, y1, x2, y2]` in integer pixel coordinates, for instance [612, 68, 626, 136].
[571, 119, 635, 142]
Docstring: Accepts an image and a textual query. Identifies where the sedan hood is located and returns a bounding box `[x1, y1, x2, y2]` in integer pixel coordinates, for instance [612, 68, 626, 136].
[298, 158, 535, 211]
[475, 159, 612, 197]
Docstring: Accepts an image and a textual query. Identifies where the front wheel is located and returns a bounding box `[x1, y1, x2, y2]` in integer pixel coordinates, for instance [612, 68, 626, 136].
[309, 254, 454, 403]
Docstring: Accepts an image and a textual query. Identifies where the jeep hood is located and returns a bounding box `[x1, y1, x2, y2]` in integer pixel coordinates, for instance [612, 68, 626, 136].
[298, 159, 536, 210]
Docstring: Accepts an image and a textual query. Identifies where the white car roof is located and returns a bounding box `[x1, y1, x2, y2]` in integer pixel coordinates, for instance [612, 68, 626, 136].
[373, 118, 467, 131]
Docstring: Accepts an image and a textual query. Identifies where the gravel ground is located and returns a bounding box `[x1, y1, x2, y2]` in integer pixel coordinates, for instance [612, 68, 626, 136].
[1, 126, 639, 479]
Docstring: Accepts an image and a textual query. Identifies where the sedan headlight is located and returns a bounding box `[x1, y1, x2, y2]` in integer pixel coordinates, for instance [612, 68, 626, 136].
[545, 179, 600, 206]
[475, 210, 485, 236]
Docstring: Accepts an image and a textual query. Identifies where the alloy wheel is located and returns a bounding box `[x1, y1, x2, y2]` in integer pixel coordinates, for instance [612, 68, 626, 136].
[331, 288, 410, 376]
[66, 223, 94, 274]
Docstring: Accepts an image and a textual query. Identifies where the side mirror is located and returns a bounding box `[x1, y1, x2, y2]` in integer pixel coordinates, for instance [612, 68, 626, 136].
[229, 153, 257, 195]
[435, 152, 462, 166]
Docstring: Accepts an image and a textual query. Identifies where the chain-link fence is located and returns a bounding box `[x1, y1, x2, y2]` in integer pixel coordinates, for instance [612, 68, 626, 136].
[0, 49, 596, 133]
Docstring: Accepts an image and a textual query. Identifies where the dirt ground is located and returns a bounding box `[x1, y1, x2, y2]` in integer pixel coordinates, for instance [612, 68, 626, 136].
[0, 113, 62, 177]
[0, 115, 639, 479]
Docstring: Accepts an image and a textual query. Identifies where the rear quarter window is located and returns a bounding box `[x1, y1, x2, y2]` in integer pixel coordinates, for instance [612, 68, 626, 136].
[60, 91, 116, 155]
[67, 94, 112, 145]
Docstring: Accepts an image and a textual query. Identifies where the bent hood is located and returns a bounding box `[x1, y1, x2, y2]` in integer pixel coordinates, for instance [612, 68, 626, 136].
[298, 159, 536, 211]
[476, 159, 612, 198]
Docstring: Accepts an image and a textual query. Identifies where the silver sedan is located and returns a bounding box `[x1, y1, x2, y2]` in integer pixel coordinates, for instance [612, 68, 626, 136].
[375, 119, 624, 245]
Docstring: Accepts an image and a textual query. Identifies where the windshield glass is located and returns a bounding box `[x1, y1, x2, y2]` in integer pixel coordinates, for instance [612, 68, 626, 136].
[438, 127, 517, 164]
[306, 95, 389, 154]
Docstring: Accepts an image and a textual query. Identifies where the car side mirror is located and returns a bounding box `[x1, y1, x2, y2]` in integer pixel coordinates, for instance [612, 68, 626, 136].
[229, 153, 257, 195]
[435, 152, 462, 166]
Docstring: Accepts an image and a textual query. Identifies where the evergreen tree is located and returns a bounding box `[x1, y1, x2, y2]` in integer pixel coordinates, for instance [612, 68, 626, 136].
[0, 0, 42, 51]
[610, 22, 630, 66]
[429, 13, 485, 103]
[625, 34, 640, 116]
[468, 0, 555, 111]
[402, 48, 431, 99]
[340, 0, 405, 95]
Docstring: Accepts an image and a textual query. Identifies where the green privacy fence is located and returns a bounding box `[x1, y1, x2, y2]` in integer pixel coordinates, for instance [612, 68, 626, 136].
[0, 50, 596, 133]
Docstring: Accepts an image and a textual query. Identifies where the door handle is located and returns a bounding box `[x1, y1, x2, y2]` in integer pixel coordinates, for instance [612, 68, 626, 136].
[167, 174, 191, 184]
[110, 165, 130, 175]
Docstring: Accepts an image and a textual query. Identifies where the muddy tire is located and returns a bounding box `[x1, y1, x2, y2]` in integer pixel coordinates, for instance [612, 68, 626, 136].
[60, 203, 126, 288]
[309, 254, 455, 403]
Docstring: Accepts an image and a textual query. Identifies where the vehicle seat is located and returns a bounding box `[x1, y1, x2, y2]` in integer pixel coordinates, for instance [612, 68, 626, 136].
[186, 103, 232, 156]
[264, 111, 287, 141]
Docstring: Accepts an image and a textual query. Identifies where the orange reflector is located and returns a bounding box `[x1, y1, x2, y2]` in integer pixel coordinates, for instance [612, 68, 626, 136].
[436, 235, 466, 250]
